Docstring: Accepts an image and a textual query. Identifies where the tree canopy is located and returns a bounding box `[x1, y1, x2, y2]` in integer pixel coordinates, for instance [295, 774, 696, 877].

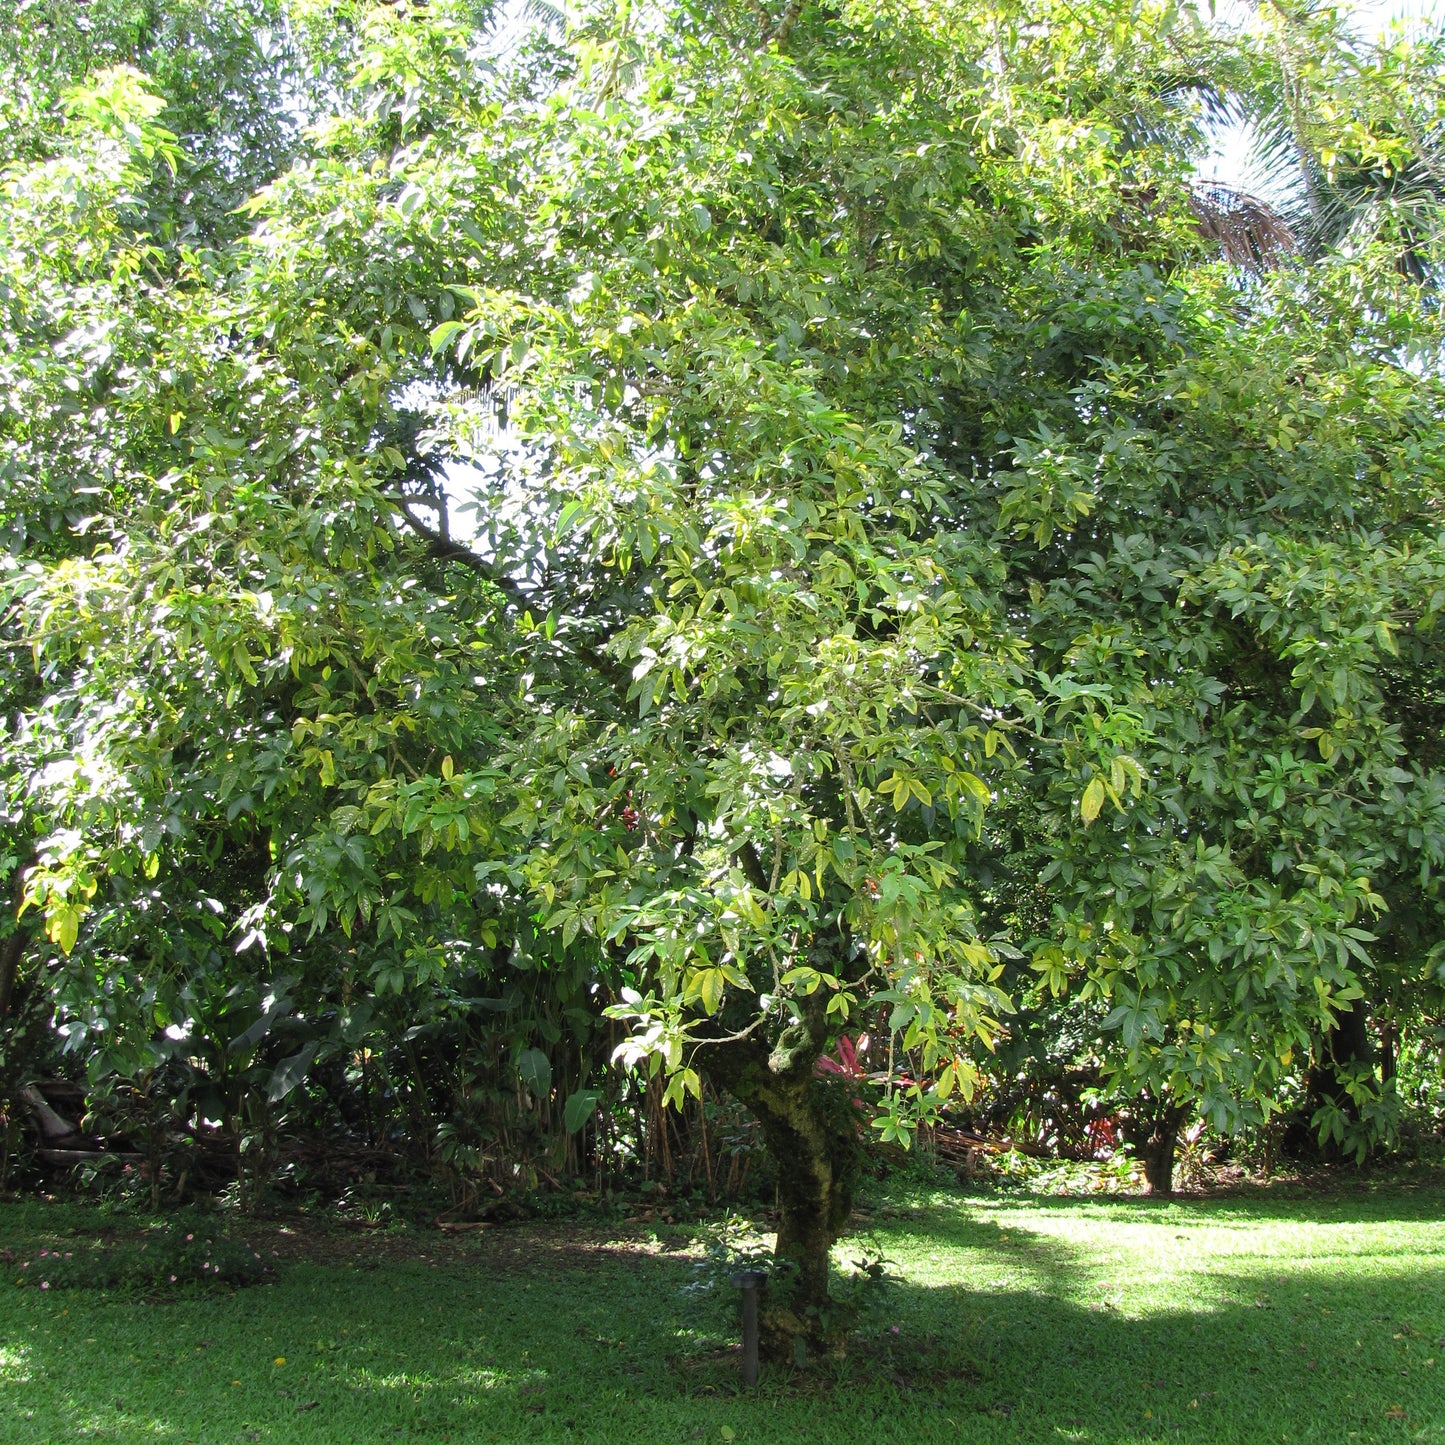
[3, 0, 1443, 1355]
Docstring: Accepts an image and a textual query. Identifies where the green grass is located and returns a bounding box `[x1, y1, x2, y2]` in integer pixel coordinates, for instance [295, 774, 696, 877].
[1, 1181, 1443, 1444]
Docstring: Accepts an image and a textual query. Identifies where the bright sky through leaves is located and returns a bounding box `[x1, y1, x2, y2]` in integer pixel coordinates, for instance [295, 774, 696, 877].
[1203, 0, 1444, 194]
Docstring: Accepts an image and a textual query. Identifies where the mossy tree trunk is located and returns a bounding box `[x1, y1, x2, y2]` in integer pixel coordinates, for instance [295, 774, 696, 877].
[738, 1067, 859, 1360]
[700, 940, 861, 1362]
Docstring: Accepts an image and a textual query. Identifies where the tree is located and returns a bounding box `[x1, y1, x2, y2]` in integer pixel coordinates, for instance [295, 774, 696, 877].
[985, 5, 1445, 1188]
[4, 0, 1444, 1354]
[1228, 2, 1445, 275]
[995, 266, 1445, 1185]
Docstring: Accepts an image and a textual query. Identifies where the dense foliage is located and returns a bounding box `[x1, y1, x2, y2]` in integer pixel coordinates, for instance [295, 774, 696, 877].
[2, 0, 1442, 1356]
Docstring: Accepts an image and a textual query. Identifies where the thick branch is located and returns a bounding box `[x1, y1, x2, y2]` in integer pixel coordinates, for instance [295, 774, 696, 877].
[0, 852, 34, 1023]
[397, 503, 526, 602]
[774, 0, 805, 46]
[0, 930, 23, 1023]
[736, 841, 770, 892]
[395, 504, 634, 698]
[692, 1023, 772, 1094]
[750, 0, 804, 45]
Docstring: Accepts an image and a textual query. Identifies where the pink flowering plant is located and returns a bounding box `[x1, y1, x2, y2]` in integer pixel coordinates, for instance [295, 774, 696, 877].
[5, 1225, 270, 1292]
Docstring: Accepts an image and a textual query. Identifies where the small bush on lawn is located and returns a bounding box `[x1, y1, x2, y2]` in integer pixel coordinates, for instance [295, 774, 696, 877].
[3, 1225, 272, 1292]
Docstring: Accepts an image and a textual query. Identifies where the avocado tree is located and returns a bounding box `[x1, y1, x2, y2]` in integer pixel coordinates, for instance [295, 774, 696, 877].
[6, 0, 1445, 1352]
[982, 4, 1445, 1189]
[1003, 273, 1445, 1187]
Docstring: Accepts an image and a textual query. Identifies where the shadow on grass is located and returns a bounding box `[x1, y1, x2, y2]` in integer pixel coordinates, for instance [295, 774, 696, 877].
[666, 1245, 1445, 1443]
[1, 1197, 1443, 1444]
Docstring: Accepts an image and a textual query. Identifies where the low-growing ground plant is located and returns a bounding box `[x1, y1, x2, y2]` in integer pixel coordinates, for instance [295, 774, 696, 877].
[4, 1221, 272, 1293]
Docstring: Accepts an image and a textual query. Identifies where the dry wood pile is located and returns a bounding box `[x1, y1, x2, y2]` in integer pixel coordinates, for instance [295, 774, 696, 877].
[17, 1080, 141, 1168]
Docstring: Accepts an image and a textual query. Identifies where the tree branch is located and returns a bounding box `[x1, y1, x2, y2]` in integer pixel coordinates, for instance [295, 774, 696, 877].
[0, 852, 35, 1023]
[396, 503, 527, 602]
[774, 0, 804, 46]
[396, 502, 635, 698]
[749, 0, 803, 46]
[736, 841, 770, 892]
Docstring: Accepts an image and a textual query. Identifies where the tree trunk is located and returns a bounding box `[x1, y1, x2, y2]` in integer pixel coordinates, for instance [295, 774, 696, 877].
[1314, 1001, 1373, 1099]
[19, 1086, 80, 1143]
[699, 937, 860, 1363]
[0, 852, 35, 1026]
[0, 929, 23, 1025]
[1308, 1000, 1376, 1155]
[740, 1070, 858, 1361]
[1124, 1101, 1187, 1197]
[1136, 1125, 1178, 1196]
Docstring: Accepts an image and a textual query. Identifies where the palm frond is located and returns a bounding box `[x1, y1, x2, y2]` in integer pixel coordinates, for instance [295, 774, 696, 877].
[519, 0, 566, 33]
[1189, 181, 1296, 269]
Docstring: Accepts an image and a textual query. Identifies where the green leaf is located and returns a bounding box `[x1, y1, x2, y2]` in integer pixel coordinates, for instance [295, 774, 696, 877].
[698, 966, 724, 1014]
[268, 1041, 320, 1103]
[563, 1089, 601, 1134]
[429, 320, 466, 354]
[556, 499, 586, 537]
[517, 1047, 553, 1099]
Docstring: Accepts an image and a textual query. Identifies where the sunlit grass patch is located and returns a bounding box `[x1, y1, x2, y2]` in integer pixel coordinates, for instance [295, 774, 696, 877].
[0, 1340, 32, 1385]
[1, 1181, 1442, 1443]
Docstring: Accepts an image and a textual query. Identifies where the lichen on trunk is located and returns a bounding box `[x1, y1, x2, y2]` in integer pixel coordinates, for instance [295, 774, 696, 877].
[699, 938, 861, 1362]
[745, 1070, 861, 1359]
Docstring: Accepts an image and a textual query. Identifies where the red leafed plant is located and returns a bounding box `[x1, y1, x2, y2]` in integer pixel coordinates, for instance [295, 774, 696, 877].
[815, 1034, 869, 1081]
[1084, 1114, 1119, 1158]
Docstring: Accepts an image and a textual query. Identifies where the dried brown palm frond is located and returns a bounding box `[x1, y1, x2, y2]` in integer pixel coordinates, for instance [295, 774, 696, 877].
[1190, 181, 1297, 270]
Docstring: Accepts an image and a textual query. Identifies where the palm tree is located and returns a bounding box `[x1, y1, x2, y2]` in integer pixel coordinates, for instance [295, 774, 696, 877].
[1217, 0, 1445, 276]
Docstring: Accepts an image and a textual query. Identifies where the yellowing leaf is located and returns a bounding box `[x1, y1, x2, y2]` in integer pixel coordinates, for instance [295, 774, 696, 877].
[959, 772, 991, 807]
[1080, 775, 1106, 826]
[737, 891, 768, 929]
[699, 967, 724, 1014]
[48, 903, 81, 956]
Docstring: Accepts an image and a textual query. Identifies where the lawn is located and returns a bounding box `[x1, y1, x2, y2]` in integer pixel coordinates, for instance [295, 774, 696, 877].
[1, 1179, 1442, 1444]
